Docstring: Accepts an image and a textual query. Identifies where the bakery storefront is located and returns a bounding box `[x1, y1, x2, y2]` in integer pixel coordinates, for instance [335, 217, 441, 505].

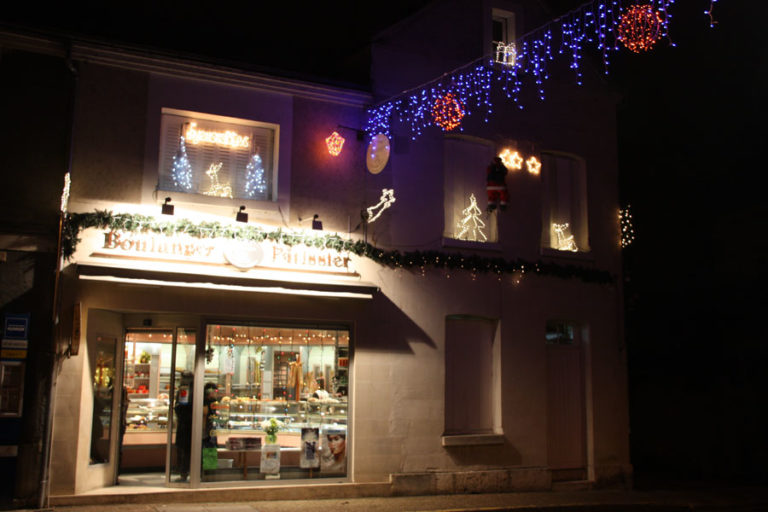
[53, 220, 373, 492]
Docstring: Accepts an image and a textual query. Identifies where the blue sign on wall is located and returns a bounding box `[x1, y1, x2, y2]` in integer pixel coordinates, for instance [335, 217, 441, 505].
[3, 314, 29, 340]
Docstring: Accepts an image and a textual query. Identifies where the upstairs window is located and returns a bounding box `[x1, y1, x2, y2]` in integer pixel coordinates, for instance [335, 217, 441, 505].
[444, 136, 498, 243]
[158, 108, 278, 202]
[541, 152, 589, 253]
[491, 8, 516, 57]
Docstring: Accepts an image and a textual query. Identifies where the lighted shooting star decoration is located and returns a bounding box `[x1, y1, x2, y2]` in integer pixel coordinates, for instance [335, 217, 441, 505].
[552, 222, 578, 252]
[456, 193, 487, 242]
[366, 188, 396, 223]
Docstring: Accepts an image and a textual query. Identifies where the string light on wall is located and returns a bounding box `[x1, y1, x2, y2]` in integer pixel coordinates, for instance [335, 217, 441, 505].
[705, 0, 718, 28]
[171, 136, 193, 190]
[62, 211, 613, 283]
[432, 92, 465, 131]
[525, 156, 541, 175]
[499, 149, 523, 170]
[617, 4, 664, 53]
[455, 193, 488, 242]
[366, 0, 679, 142]
[619, 205, 636, 248]
[325, 131, 345, 156]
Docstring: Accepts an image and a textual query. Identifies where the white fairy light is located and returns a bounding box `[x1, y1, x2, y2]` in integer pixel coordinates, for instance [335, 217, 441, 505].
[366, 188, 396, 223]
[552, 222, 578, 252]
[455, 193, 487, 242]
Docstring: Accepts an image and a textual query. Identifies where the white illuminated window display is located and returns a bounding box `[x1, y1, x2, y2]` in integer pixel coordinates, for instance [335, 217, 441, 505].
[158, 109, 278, 202]
[201, 324, 349, 481]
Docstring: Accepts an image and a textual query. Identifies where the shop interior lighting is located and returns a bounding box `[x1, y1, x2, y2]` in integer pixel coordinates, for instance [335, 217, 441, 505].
[161, 197, 174, 216]
[236, 205, 248, 223]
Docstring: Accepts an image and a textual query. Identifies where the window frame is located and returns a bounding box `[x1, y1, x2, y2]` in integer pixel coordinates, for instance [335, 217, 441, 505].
[157, 108, 280, 207]
[540, 151, 590, 254]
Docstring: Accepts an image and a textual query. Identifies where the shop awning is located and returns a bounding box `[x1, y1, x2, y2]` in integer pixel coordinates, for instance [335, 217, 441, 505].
[76, 265, 378, 300]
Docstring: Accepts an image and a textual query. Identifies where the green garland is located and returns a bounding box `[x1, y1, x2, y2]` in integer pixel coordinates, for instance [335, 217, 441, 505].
[62, 210, 613, 284]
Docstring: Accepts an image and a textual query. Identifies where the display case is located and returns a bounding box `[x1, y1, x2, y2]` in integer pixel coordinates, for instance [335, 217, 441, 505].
[125, 397, 170, 432]
[209, 397, 347, 442]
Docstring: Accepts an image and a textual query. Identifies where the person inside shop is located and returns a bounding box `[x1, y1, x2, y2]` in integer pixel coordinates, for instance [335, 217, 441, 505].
[173, 371, 194, 481]
[312, 376, 330, 400]
[320, 432, 346, 473]
[202, 382, 219, 449]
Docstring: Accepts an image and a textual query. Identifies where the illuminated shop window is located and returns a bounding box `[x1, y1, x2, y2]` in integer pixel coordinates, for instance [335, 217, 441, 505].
[202, 324, 349, 482]
[158, 109, 278, 202]
[541, 152, 589, 253]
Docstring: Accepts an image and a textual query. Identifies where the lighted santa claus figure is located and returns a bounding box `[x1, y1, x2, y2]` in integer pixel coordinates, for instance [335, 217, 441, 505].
[486, 156, 509, 212]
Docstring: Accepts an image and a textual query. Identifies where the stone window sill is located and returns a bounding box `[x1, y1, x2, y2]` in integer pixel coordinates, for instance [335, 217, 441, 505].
[441, 433, 505, 447]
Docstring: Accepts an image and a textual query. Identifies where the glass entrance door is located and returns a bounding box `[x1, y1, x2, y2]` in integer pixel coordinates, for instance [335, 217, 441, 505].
[166, 327, 197, 485]
[118, 327, 196, 486]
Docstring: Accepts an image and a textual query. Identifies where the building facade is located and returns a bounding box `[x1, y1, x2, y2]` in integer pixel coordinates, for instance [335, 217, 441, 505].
[1, 0, 630, 504]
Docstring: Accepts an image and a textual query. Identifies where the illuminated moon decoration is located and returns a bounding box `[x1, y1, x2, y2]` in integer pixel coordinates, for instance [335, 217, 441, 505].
[366, 134, 390, 174]
[432, 92, 465, 131]
[617, 4, 663, 53]
[325, 131, 345, 156]
[366, 189, 396, 223]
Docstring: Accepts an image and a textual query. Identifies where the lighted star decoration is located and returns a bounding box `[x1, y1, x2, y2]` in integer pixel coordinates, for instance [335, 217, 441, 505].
[617, 4, 663, 53]
[499, 149, 523, 170]
[202, 162, 233, 198]
[366, 188, 396, 223]
[432, 92, 465, 131]
[552, 223, 578, 252]
[456, 193, 487, 242]
[526, 156, 541, 175]
[325, 131, 345, 156]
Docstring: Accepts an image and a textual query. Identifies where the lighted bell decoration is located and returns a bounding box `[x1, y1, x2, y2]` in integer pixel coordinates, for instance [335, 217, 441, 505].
[432, 92, 465, 131]
[617, 4, 663, 53]
[325, 131, 345, 156]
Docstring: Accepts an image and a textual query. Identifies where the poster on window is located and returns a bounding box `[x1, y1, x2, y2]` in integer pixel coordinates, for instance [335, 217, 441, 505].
[320, 429, 347, 473]
[300, 427, 320, 468]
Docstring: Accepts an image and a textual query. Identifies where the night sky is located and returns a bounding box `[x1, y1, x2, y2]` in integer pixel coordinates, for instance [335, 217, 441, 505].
[2, 0, 767, 484]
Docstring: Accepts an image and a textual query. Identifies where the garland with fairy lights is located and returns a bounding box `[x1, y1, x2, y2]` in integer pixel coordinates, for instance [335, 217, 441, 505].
[62, 211, 613, 284]
[366, 0, 684, 142]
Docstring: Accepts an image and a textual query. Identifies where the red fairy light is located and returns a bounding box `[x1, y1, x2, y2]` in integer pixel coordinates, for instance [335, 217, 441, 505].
[617, 4, 663, 53]
[325, 131, 345, 156]
[432, 92, 465, 131]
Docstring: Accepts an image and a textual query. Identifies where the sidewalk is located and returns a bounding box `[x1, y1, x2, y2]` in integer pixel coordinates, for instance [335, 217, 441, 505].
[19, 487, 768, 512]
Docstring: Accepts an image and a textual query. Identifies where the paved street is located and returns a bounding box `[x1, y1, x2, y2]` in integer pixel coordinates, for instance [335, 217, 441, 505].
[15, 487, 768, 512]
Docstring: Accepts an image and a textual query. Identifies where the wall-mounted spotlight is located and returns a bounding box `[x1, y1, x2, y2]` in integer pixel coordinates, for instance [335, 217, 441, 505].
[236, 205, 248, 223]
[161, 197, 174, 215]
[312, 214, 323, 230]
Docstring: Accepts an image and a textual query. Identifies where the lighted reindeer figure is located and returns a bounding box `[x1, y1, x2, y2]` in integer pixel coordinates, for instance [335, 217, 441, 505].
[202, 162, 233, 198]
[552, 222, 578, 252]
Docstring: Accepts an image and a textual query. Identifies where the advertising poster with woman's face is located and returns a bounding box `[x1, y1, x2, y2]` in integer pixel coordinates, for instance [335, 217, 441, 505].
[320, 430, 346, 473]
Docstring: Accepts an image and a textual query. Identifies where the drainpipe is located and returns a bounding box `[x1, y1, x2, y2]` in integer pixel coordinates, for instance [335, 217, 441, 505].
[37, 39, 79, 511]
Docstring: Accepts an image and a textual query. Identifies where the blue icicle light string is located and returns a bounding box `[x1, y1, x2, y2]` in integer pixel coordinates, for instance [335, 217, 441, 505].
[366, 0, 676, 142]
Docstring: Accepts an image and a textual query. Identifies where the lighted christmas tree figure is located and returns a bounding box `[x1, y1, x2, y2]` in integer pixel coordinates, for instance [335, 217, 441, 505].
[244, 153, 267, 197]
[171, 136, 193, 190]
[455, 193, 487, 242]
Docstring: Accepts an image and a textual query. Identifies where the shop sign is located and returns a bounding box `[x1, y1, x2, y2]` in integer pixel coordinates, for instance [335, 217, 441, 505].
[90, 229, 355, 276]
